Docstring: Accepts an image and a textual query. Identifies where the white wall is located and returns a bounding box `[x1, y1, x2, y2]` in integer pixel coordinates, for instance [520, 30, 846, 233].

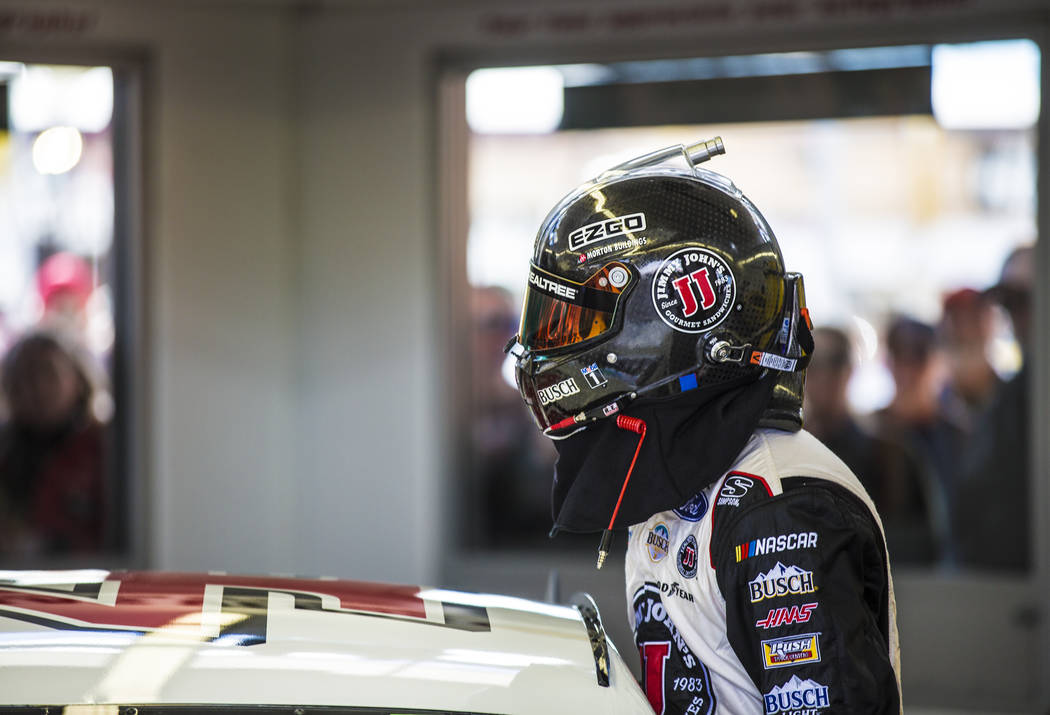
[0, 0, 299, 574]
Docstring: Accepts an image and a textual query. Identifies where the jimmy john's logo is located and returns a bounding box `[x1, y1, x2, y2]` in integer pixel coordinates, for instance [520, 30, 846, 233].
[748, 563, 816, 603]
[652, 248, 735, 334]
[568, 212, 646, 251]
[761, 632, 821, 669]
[537, 377, 581, 406]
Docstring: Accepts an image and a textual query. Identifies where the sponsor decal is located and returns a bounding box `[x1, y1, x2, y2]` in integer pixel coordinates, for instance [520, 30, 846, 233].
[655, 580, 695, 603]
[764, 675, 830, 714]
[568, 212, 646, 251]
[748, 563, 817, 603]
[0, 574, 490, 647]
[677, 535, 699, 579]
[755, 602, 819, 630]
[602, 402, 620, 417]
[716, 475, 755, 507]
[647, 522, 671, 562]
[580, 363, 608, 389]
[537, 377, 580, 406]
[633, 583, 716, 715]
[761, 632, 822, 669]
[651, 248, 735, 334]
[528, 267, 578, 301]
[674, 492, 709, 522]
[735, 532, 818, 562]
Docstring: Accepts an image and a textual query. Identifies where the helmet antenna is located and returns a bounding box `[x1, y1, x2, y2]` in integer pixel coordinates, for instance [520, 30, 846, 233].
[596, 415, 647, 569]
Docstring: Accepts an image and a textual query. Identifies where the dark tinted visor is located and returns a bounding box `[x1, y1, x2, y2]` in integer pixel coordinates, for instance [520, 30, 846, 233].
[519, 262, 633, 353]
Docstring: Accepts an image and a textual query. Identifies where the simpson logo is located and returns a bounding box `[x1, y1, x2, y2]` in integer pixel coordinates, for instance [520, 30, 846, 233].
[716, 474, 758, 507]
[764, 675, 830, 714]
[602, 402, 620, 416]
[652, 248, 735, 334]
[748, 563, 816, 603]
[735, 532, 818, 562]
[761, 632, 821, 669]
[580, 363, 608, 389]
[528, 268, 578, 301]
[567, 212, 646, 251]
[677, 535, 699, 579]
[647, 522, 671, 562]
[537, 377, 580, 406]
[755, 602, 818, 629]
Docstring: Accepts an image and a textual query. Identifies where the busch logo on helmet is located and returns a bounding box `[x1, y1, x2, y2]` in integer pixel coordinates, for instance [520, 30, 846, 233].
[537, 377, 581, 406]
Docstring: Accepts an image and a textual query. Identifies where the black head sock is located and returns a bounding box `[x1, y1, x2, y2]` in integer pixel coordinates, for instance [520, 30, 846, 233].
[551, 373, 777, 534]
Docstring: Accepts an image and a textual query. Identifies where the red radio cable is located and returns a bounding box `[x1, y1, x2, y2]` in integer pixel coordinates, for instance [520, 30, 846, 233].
[596, 415, 647, 569]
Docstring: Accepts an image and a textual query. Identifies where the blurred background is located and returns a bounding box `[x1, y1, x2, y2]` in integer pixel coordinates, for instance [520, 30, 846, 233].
[0, 0, 1046, 711]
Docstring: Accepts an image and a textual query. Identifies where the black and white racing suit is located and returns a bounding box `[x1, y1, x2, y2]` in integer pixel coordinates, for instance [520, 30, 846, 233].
[626, 428, 902, 715]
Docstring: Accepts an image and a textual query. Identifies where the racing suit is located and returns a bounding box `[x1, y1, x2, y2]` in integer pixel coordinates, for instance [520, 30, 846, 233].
[626, 428, 902, 715]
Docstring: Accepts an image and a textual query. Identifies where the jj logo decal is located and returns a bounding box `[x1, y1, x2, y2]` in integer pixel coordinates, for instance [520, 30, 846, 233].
[651, 248, 735, 334]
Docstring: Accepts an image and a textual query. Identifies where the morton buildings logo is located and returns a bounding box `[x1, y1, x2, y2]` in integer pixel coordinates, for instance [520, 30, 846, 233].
[651, 248, 735, 334]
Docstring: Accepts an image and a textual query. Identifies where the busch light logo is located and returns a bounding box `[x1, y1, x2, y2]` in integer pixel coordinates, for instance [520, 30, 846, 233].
[748, 563, 816, 603]
[764, 675, 830, 714]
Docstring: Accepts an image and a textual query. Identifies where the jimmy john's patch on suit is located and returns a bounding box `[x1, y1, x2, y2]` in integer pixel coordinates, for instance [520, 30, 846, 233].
[632, 583, 717, 715]
[677, 535, 699, 579]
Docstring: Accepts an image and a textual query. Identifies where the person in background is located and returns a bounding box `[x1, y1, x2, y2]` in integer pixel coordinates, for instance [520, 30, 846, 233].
[872, 316, 964, 561]
[955, 245, 1034, 571]
[805, 326, 936, 564]
[470, 286, 555, 545]
[937, 288, 1002, 433]
[35, 251, 95, 337]
[0, 330, 106, 556]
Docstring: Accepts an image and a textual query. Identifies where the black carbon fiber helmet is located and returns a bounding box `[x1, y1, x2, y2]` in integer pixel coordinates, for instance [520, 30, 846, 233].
[508, 138, 811, 436]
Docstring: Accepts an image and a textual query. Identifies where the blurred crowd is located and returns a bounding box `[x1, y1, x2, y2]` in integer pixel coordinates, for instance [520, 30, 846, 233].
[0, 252, 110, 558]
[803, 245, 1034, 571]
[469, 244, 1036, 571]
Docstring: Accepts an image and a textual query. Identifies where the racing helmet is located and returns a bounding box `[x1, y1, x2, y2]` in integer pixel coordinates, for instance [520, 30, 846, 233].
[508, 138, 812, 436]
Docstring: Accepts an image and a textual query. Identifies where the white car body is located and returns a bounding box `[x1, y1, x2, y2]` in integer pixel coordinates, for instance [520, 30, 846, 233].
[0, 570, 652, 714]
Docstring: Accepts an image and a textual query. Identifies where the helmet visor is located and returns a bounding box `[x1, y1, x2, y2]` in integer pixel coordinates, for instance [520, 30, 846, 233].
[519, 262, 633, 353]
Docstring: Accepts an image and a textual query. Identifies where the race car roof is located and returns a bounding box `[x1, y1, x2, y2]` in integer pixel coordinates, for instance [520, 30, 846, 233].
[0, 570, 650, 714]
